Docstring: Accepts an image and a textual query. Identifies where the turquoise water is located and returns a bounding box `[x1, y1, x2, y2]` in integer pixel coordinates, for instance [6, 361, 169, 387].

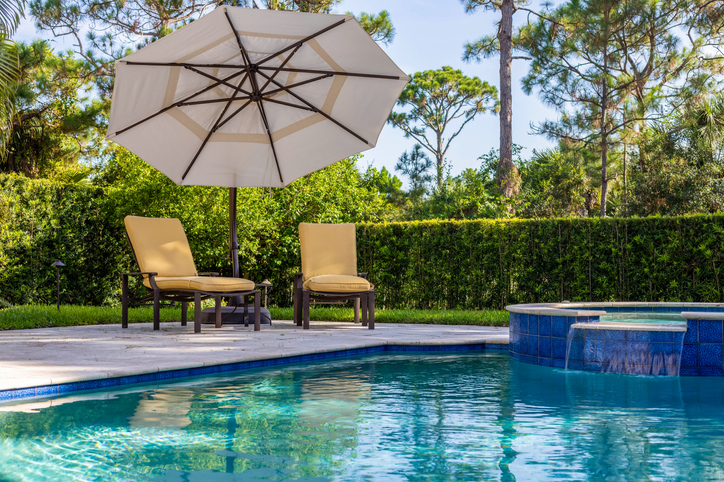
[2, 353, 724, 481]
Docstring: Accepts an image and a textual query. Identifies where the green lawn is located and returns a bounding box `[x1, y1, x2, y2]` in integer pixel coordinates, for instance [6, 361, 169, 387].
[0, 304, 509, 330]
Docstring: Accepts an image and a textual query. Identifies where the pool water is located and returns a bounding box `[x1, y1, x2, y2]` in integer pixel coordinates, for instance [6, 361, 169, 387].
[3, 353, 724, 481]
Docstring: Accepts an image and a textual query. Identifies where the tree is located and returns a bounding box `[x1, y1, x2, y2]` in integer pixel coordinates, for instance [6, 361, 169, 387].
[395, 144, 433, 197]
[460, 0, 549, 198]
[388, 66, 499, 187]
[1, 41, 105, 177]
[0, 0, 25, 154]
[518, 0, 719, 216]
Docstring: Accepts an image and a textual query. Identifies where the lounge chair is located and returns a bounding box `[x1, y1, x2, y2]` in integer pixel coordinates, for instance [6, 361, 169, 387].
[294, 223, 375, 330]
[122, 216, 261, 333]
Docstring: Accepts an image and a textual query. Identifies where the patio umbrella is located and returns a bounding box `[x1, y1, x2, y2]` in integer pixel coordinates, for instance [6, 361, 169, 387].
[107, 6, 409, 281]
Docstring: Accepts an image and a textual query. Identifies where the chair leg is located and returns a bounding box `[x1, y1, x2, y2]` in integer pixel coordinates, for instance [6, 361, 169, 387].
[215, 295, 222, 328]
[153, 289, 160, 331]
[254, 291, 261, 331]
[368, 290, 375, 330]
[303, 290, 310, 330]
[354, 298, 360, 324]
[194, 292, 202, 334]
[122, 274, 129, 329]
[294, 287, 303, 327]
[181, 301, 187, 326]
[361, 293, 368, 327]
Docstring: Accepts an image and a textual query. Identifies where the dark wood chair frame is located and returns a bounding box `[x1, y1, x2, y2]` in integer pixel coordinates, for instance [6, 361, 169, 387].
[293, 272, 375, 330]
[121, 234, 261, 333]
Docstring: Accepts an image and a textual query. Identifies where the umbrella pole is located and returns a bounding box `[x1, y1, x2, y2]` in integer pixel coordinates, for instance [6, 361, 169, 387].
[229, 187, 241, 306]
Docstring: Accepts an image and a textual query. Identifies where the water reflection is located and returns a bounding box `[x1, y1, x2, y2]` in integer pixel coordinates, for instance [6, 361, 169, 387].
[2, 354, 724, 481]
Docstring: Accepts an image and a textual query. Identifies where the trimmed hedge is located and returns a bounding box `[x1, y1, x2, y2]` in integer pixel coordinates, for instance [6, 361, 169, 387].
[2, 173, 723, 309]
[358, 216, 724, 309]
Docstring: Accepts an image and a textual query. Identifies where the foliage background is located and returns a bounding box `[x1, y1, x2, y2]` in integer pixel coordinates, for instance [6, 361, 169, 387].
[2, 157, 723, 309]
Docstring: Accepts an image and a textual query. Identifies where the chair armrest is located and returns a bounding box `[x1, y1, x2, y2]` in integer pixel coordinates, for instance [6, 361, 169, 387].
[198, 272, 220, 277]
[358, 273, 368, 279]
[122, 272, 158, 277]
[294, 272, 304, 288]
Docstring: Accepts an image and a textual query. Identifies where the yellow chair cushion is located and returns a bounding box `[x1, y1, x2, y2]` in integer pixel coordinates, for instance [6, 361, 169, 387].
[125, 216, 198, 277]
[144, 276, 255, 292]
[303, 275, 371, 293]
[299, 223, 357, 281]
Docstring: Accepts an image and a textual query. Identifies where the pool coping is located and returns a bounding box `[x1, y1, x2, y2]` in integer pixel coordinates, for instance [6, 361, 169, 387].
[0, 338, 509, 404]
[507, 302, 724, 320]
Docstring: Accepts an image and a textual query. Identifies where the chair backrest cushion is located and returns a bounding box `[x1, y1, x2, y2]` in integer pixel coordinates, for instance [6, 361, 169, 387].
[124, 216, 198, 277]
[299, 223, 357, 280]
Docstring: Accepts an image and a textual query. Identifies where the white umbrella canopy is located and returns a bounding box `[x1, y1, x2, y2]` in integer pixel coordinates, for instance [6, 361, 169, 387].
[107, 6, 409, 188]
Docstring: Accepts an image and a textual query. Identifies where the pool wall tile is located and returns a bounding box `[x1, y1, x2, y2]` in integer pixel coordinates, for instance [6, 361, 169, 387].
[552, 317, 567, 337]
[685, 320, 698, 343]
[682, 344, 698, 367]
[651, 331, 674, 343]
[529, 316, 539, 336]
[539, 316, 552, 336]
[699, 366, 724, 377]
[698, 344, 723, 367]
[699, 321, 723, 343]
[552, 358, 565, 368]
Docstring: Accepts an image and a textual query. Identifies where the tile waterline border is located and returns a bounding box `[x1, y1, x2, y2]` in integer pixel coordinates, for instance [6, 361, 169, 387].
[0, 342, 509, 403]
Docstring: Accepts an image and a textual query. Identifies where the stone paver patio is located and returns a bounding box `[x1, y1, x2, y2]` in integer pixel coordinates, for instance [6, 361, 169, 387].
[0, 321, 509, 392]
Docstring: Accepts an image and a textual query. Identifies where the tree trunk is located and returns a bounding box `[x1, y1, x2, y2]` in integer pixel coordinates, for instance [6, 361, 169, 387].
[496, 0, 520, 198]
[600, 4, 610, 217]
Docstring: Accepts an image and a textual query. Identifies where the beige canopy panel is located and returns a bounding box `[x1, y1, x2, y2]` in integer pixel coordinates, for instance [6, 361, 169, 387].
[107, 7, 409, 188]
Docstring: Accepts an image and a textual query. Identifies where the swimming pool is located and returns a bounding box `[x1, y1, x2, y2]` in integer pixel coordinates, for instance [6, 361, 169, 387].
[2, 352, 724, 481]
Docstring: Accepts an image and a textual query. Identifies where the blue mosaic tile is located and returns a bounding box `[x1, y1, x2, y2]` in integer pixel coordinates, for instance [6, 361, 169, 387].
[667, 307, 683, 313]
[568, 360, 584, 370]
[572, 317, 587, 326]
[99, 378, 119, 388]
[569, 327, 585, 340]
[568, 338, 584, 361]
[509, 313, 520, 332]
[680, 366, 698, 376]
[699, 366, 724, 377]
[699, 344, 723, 367]
[708, 307, 724, 313]
[157, 371, 173, 380]
[552, 358, 566, 368]
[552, 338, 568, 360]
[0, 390, 11, 401]
[699, 320, 723, 343]
[584, 339, 604, 363]
[529, 315, 539, 335]
[539, 337, 552, 358]
[589, 316, 600, 322]
[250, 361, 263, 368]
[585, 362, 603, 372]
[627, 331, 650, 342]
[690, 307, 708, 312]
[139, 373, 158, 383]
[172, 369, 190, 378]
[650, 331, 674, 343]
[685, 321, 698, 344]
[219, 364, 235, 372]
[604, 341, 626, 362]
[539, 357, 552, 367]
[626, 342, 651, 360]
[34, 385, 57, 397]
[635, 307, 653, 312]
[604, 330, 626, 341]
[528, 336, 539, 357]
[519, 334, 528, 356]
[262, 359, 277, 366]
[521, 355, 538, 365]
[587, 329, 605, 340]
[651, 343, 674, 356]
[652, 307, 669, 313]
[509, 351, 520, 361]
[486, 343, 508, 351]
[120, 375, 140, 385]
[673, 332, 684, 344]
[519, 314, 529, 335]
[536, 316, 551, 336]
[13, 388, 35, 399]
[79, 380, 99, 391]
[551, 317, 567, 338]
[205, 366, 220, 375]
[57, 383, 79, 394]
[682, 344, 698, 367]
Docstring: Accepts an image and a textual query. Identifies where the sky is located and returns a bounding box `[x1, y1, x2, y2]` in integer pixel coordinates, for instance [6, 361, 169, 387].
[14, 0, 559, 186]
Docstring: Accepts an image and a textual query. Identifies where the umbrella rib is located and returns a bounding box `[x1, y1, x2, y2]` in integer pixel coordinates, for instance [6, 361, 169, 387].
[262, 73, 333, 97]
[259, 44, 301, 94]
[257, 17, 350, 66]
[257, 66, 402, 80]
[112, 69, 247, 136]
[181, 76, 248, 181]
[126, 61, 248, 69]
[180, 96, 251, 107]
[185, 66, 252, 96]
[214, 99, 254, 131]
[262, 97, 314, 112]
[224, 8, 252, 67]
[256, 101, 284, 185]
[257, 70, 370, 146]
